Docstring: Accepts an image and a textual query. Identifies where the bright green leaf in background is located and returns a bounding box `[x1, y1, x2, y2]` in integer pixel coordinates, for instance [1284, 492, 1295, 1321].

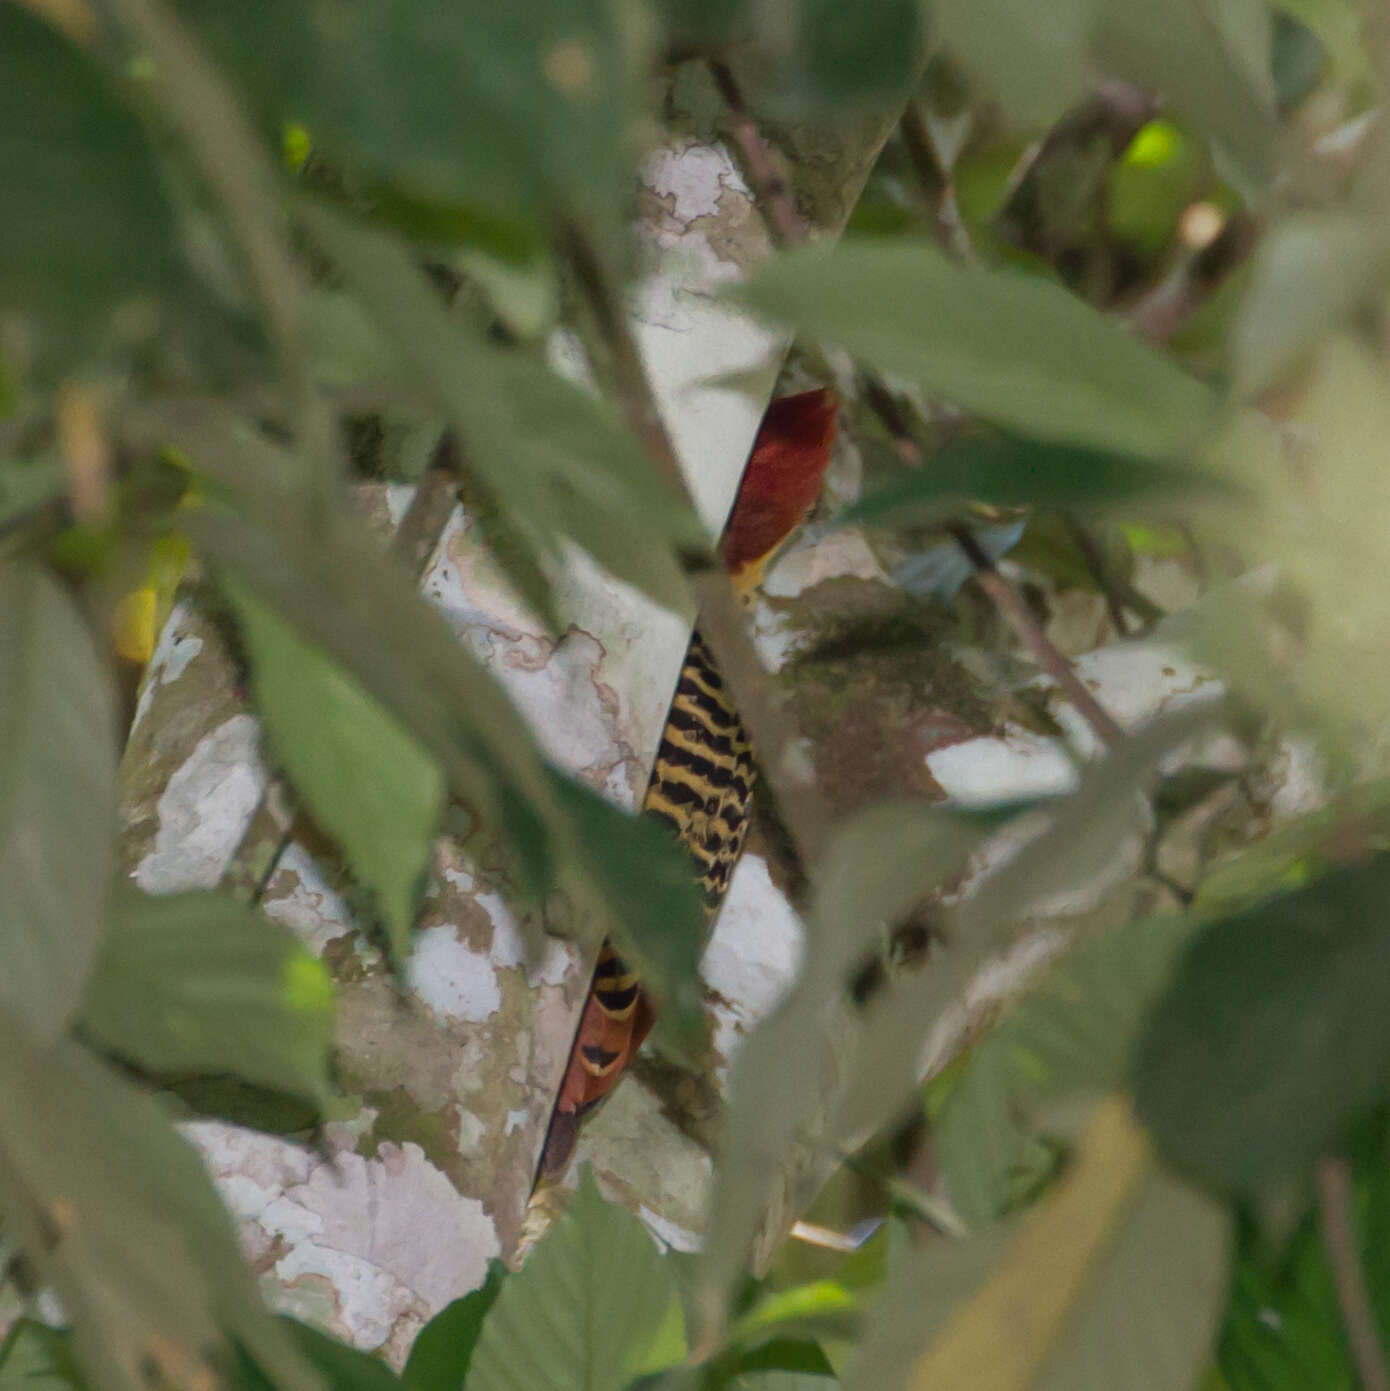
[742, 241, 1218, 460]
[1135, 854, 1390, 1193]
[464, 1169, 681, 1391]
[0, 562, 115, 1044]
[228, 577, 444, 961]
[79, 886, 336, 1107]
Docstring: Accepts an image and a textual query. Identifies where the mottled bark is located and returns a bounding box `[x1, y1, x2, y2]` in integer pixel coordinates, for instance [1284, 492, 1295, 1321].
[118, 82, 904, 1357]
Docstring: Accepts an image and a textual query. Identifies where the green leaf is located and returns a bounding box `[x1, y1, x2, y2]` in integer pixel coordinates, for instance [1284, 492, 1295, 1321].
[936, 913, 1198, 1227]
[0, 1321, 85, 1391]
[842, 435, 1235, 529]
[228, 578, 444, 960]
[464, 1168, 680, 1391]
[1135, 854, 1390, 1192]
[772, 0, 925, 115]
[847, 1101, 1230, 1391]
[741, 241, 1217, 460]
[403, 1262, 507, 1391]
[296, 202, 702, 617]
[1230, 213, 1380, 397]
[79, 885, 336, 1106]
[0, 561, 115, 1043]
[0, 1013, 320, 1391]
[0, 455, 64, 530]
[238, 1317, 400, 1391]
[177, 0, 638, 253]
[0, 8, 179, 337]
[933, 0, 1095, 128]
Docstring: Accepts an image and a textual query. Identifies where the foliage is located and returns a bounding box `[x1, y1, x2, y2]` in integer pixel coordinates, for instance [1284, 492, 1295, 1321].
[2, 0, 1390, 1388]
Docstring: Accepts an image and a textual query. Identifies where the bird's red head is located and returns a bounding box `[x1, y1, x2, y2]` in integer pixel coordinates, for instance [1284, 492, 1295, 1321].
[721, 387, 838, 595]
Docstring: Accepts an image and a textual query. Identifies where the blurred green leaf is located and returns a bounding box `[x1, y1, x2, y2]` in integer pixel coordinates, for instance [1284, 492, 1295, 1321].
[1135, 854, 1390, 1192]
[297, 202, 702, 617]
[0, 1321, 85, 1391]
[936, 913, 1197, 1226]
[848, 1100, 1229, 1391]
[0, 561, 115, 1043]
[0, 1013, 320, 1391]
[80, 885, 337, 1106]
[404, 1262, 507, 1391]
[741, 241, 1217, 459]
[177, 0, 639, 253]
[933, 0, 1095, 128]
[772, 0, 925, 115]
[1230, 213, 1379, 397]
[0, 455, 64, 530]
[843, 435, 1234, 529]
[465, 1168, 680, 1391]
[0, 8, 179, 339]
[228, 577, 444, 960]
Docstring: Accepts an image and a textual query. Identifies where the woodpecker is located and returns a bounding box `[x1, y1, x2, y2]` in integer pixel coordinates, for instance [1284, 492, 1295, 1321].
[534, 388, 838, 1184]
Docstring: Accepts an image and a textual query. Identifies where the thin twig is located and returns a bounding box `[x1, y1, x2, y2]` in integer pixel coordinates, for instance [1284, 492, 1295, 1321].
[708, 61, 809, 250]
[951, 525, 1126, 750]
[1317, 1154, 1390, 1391]
[561, 223, 832, 864]
[898, 100, 976, 263]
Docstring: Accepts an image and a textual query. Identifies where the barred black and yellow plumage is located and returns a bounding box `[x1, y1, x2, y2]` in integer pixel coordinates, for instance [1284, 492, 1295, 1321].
[534, 390, 837, 1184]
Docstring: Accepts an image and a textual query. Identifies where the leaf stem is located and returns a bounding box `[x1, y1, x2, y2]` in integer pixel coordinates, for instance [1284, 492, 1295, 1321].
[708, 60, 809, 250]
[898, 100, 977, 263]
[1317, 1153, 1390, 1391]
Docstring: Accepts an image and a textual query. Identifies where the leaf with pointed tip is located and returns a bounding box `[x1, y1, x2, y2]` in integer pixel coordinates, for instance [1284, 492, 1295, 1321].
[228, 578, 444, 960]
[464, 1169, 680, 1391]
[404, 1263, 507, 1391]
